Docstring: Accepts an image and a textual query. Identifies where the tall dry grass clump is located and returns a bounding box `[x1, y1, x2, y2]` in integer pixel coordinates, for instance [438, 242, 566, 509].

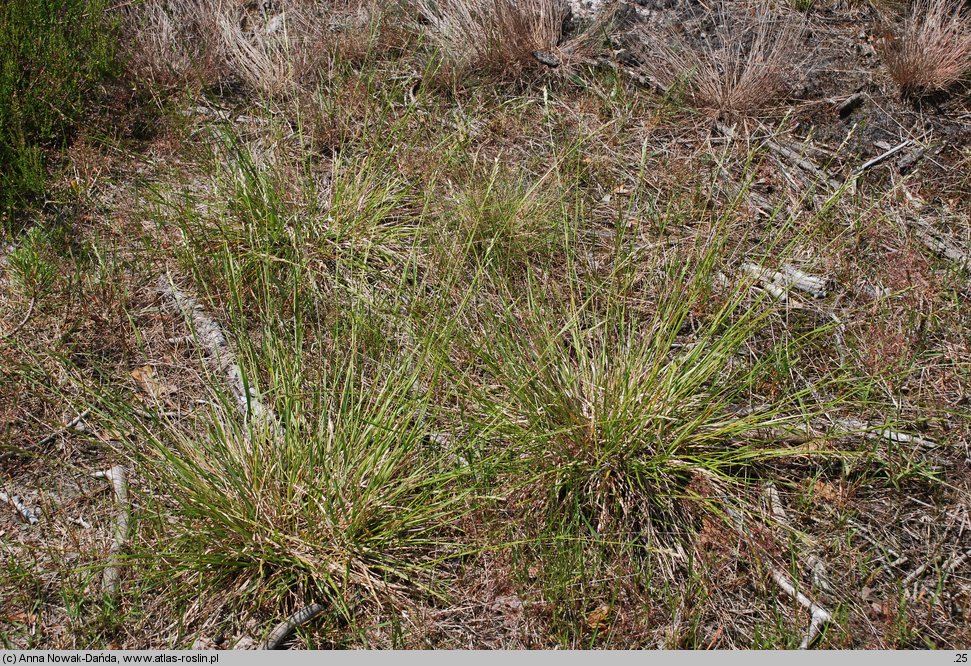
[217, 5, 326, 96]
[123, 0, 227, 91]
[416, 0, 571, 77]
[637, 3, 806, 118]
[124, 1, 381, 95]
[877, 0, 971, 98]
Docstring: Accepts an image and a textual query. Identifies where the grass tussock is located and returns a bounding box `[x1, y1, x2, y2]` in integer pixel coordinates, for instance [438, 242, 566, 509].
[125, 0, 388, 96]
[466, 232, 847, 555]
[107, 346, 469, 614]
[637, 3, 806, 119]
[877, 0, 971, 99]
[416, 0, 573, 78]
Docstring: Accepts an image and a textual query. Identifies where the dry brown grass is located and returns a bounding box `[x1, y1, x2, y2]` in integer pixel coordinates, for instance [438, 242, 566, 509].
[124, 0, 385, 95]
[635, 3, 806, 119]
[123, 0, 227, 91]
[877, 0, 971, 98]
[415, 0, 571, 78]
[217, 6, 324, 96]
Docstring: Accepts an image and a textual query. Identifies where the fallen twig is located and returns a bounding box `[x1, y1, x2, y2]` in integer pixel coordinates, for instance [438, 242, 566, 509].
[765, 140, 843, 192]
[835, 92, 864, 118]
[1, 297, 35, 340]
[839, 419, 937, 450]
[854, 140, 912, 176]
[37, 409, 90, 447]
[741, 262, 828, 301]
[726, 505, 834, 649]
[92, 465, 130, 597]
[910, 220, 970, 268]
[771, 569, 833, 649]
[943, 549, 971, 576]
[158, 275, 279, 435]
[259, 603, 327, 650]
[0, 491, 39, 525]
[902, 556, 938, 589]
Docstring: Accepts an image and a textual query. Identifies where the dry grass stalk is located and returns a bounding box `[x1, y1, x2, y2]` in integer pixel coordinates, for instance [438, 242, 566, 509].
[637, 4, 806, 118]
[877, 0, 971, 98]
[416, 0, 571, 77]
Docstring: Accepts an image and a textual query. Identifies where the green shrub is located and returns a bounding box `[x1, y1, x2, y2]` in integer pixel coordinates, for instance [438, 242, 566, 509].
[0, 0, 117, 224]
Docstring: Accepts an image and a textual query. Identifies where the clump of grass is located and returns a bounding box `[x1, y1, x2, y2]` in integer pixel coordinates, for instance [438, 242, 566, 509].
[0, 0, 117, 223]
[125, 0, 395, 97]
[5, 227, 57, 299]
[466, 228, 849, 560]
[87, 272, 470, 627]
[123, 0, 227, 92]
[121, 354, 466, 613]
[637, 3, 807, 119]
[217, 6, 326, 97]
[447, 159, 563, 272]
[876, 0, 971, 99]
[415, 0, 571, 78]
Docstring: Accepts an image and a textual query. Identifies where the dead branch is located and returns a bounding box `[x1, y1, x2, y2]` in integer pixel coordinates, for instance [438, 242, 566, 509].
[764, 140, 843, 192]
[259, 603, 327, 650]
[726, 505, 834, 649]
[771, 568, 833, 649]
[92, 465, 130, 597]
[839, 419, 937, 450]
[0, 297, 35, 340]
[854, 140, 913, 176]
[37, 409, 90, 447]
[157, 274, 279, 435]
[910, 220, 970, 268]
[0, 491, 39, 525]
[834, 92, 864, 118]
[741, 262, 828, 301]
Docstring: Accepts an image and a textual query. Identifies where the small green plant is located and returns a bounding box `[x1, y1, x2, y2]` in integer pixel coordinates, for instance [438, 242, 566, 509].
[7, 228, 56, 297]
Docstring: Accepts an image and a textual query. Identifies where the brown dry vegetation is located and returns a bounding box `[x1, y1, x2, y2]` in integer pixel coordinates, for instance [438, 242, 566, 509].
[635, 3, 808, 118]
[1, 0, 970, 652]
[876, 0, 971, 99]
